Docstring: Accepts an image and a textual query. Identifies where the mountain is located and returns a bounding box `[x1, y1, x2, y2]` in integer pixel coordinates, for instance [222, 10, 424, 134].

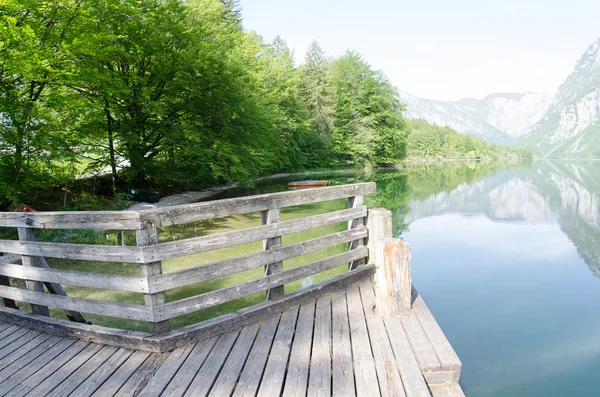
[400, 37, 600, 158]
[525, 38, 600, 157]
[399, 90, 554, 145]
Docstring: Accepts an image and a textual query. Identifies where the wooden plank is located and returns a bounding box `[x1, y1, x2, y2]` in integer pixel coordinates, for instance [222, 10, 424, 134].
[19, 341, 95, 388]
[183, 331, 239, 397]
[366, 208, 392, 266]
[257, 307, 298, 397]
[144, 206, 367, 263]
[148, 227, 367, 293]
[0, 323, 13, 335]
[331, 289, 355, 397]
[115, 354, 168, 397]
[136, 226, 170, 334]
[348, 195, 366, 270]
[232, 315, 281, 397]
[0, 328, 32, 352]
[358, 279, 405, 397]
[400, 310, 442, 373]
[67, 347, 134, 397]
[346, 283, 379, 397]
[0, 337, 75, 382]
[0, 330, 40, 360]
[282, 301, 315, 397]
[0, 256, 20, 267]
[0, 326, 20, 343]
[209, 323, 260, 397]
[41, 345, 119, 397]
[413, 295, 462, 372]
[0, 256, 18, 310]
[137, 345, 195, 397]
[0, 284, 153, 322]
[161, 337, 217, 397]
[383, 316, 430, 397]
[262, 208, 284, 300]
[307, 296, 332, 397]
[150, 265, 376, 353]
[17, 228, 48, 316]
[0, 262, 148, 293]
[0, 333, 51, 372]
[141, 183, 377, 227]
[429, 384, 465, 397]
[89, 350, 152, 397]
[375, 239, 412, 316]
[154, 247, 368, 321]
[0, 211, 142, 230]
[20, 344, 105, 397]
[0, 306, 158, 352]
[0, 239, 144, 263]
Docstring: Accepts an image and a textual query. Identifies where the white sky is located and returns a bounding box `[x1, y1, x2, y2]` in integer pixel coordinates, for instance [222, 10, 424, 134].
[239, 0, 600, 101]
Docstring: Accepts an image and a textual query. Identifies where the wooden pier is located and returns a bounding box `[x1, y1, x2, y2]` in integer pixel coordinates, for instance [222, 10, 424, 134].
[0, 183, 464, 396]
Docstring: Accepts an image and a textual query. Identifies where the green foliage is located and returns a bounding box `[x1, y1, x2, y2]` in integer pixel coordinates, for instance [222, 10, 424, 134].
[407, 119, 532, 160]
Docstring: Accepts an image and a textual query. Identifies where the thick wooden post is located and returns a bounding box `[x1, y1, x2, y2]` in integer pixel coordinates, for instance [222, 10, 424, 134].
[262, 208, 284, 299]
[347, 195, 365, 270]
[375, 238, 412, 316]
[136, 224, 171, 334]
[17, 228, 49, 316]
[366, 208, 392, 266]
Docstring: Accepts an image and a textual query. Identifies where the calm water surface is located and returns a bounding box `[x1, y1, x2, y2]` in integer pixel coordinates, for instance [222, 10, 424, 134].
[216, 160, 600, 397]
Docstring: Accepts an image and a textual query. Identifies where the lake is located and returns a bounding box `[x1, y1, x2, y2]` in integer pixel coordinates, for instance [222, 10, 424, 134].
[211, 159, 600, 397]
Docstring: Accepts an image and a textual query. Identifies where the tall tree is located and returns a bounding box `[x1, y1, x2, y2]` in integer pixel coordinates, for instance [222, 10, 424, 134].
[299, 41, 335, 143]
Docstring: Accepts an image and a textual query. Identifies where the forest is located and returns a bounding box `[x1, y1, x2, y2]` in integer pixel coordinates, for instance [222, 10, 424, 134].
[0, 0, 528, 209]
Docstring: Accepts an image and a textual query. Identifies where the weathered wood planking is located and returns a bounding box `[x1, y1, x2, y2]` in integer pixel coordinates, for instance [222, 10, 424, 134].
[0, 285, 152, 322]
[282, 301, 315, 397]
[138, 345, 195, 397]
[307, 296, 332, 397]
[0, 256, 21, 266]
[347, 195, 366, 270]
[0, 211, 142, 230]
[429, 384, 465, 397]
[148, 227, 367, 293]
[89, 350, 152, 397]
[257, 307, 298, 397]
[0, 239, 144, 263]
[358, 279, 406, 397]
[161, 337, 216, 397]
[136, 226, 170, 334]
[67, 347, 133, 396]
[153, 247, 368, 321]
[143, 206, 367, 262]
[140, 182, 376, 227]
[116, 354, 168, 397]
[0, 262, 148, 293]
[262, 208, 284, 300]
[17, 228, 49, 316]
[331, 290, 355, 396]
[346, 283, 380, 397]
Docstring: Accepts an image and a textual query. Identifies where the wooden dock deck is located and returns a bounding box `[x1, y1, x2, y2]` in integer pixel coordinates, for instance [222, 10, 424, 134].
[0, 278, 462, 397]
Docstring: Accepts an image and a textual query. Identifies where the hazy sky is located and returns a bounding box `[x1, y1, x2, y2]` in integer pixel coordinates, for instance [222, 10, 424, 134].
[239, 0, 600, 101]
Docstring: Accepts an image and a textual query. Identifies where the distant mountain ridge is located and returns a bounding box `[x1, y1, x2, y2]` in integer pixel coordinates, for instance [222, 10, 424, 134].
[400, 37, 600, 158]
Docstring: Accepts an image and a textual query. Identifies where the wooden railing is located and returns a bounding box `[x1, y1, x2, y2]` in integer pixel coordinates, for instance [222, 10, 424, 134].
[0, 183, 377, 351]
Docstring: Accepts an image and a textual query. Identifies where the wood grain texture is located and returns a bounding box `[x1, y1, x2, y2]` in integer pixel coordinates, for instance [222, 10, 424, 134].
[257, 307, 298, 397]
[282, 301, 315, 397]
[148, 227, 367, 293]
[262, 208, 284, 300]
[376, 238, 412, 316]
[17, 228, 48, 316]
[143, 206, 367, 262]
[0, 211, 142, 230]
[308, 295, 332, 397]
[90, 350, 151, 397]
[154, 247, 368, 321]
[331, 289, 355, 397]
[140, 182, 376, 227]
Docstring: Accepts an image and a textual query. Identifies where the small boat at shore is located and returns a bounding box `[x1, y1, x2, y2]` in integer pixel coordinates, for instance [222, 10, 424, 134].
[288, 180, 329, 189]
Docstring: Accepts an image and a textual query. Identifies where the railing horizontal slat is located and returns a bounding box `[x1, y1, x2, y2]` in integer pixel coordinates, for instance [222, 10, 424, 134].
[0, 240, 145, 263]
[143, 206, 367, 263]
[148, 227, 368, 293]
[0, 285, 152, 322]
[0, 263, 149, 293]
[141, 182, 376, 227]
[153, 246, 369, 321]
[0, 211, 142, 230]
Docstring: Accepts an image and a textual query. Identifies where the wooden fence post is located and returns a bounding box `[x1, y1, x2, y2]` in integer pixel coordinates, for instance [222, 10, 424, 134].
[262, 208, 284, 299]
[17, 228, 49, 316]
[348, 195, 365, 270]
[375, 238, 412, 316]
[366, 208, 392, 266]
[136, 224, 171, 334]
